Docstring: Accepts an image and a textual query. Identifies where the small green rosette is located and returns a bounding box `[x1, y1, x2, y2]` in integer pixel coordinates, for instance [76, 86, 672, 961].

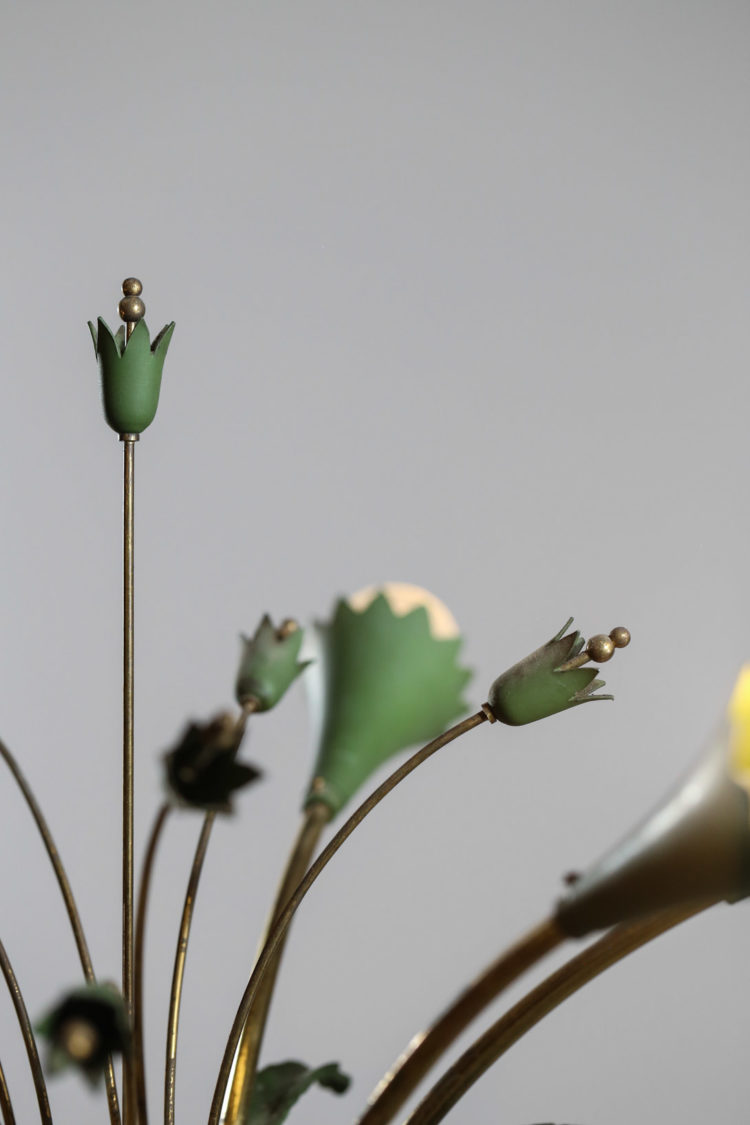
[88, 317, 174, 435]
[303, 587, 472, 817]
[487, 619, 612, 726]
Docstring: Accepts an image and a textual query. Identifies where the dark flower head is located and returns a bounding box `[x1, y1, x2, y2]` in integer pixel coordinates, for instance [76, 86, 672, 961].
[36, 984, 129, 1086]
[487, 618, 626, 726]
[235, 615, 311, 712]
[164, 713, 262, 813]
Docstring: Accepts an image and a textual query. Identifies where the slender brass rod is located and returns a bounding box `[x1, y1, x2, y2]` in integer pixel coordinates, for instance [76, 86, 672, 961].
[122, 436, 136, 1124]
[164, 812, 216, 1125]
[405, 903, 712, 1125]
[208, 710, 488, 1125]
[223, 803, 330, 1124]
[0, 739, 121, 1125]
[0, 1055, 16, 1125]
[0, 938, 52, 1124]
[134, 803, 172, 1125]
[358, 916, 564, 1125]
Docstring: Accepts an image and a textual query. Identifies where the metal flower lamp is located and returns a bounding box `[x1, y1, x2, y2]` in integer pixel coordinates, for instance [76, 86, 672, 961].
[4, 277, 742, 1125]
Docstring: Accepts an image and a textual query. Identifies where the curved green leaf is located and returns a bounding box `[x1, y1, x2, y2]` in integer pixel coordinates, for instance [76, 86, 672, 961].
[245, 1060, 350, 1125]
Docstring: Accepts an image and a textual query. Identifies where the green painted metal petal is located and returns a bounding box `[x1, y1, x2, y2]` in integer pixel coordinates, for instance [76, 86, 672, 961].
[245, 1061, 350, 1125]
[152, 320, 175, 355]
[91, 318, 121, 369]
[303, 593, 472, 816]
[235, 616, 311, 712]
[89, 316, 174, 435]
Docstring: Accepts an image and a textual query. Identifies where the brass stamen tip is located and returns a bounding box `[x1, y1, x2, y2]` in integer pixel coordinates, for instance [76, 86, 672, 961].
[59, 1017, 100, 1062]
[277, 618, 300, 639]
[609, 625, 631, 649]
[585, 634, 616, 664]
[121, 277, 143, 297]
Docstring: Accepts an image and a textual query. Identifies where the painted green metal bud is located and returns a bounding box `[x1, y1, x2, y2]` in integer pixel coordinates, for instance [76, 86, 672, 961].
[487, 619, 614, 726]
[304, 584, 472, 817]
[556, 666, 750, 937]
[235, 616, 311, 711]
[163, 713, 261, 813]
[88, 316, 175, 435]
[36, 983, 130, 1086]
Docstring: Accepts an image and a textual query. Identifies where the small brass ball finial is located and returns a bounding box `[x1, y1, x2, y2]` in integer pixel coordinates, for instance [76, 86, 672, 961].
[277, 618, 300, 640]
[119, 278, 146, 336]
[609, 625, 631, 649]
[118, 295, 146, 324]
[586, 634, 616, 663]
[557, 623, 631, 672]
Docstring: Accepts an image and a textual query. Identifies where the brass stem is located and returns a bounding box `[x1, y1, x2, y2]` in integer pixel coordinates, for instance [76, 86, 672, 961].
[405, 903, 712, 1125]
[164, 812, 216, 1125]
[0, 1054, 16, 1124]
[0, 738, 121, 1124]
[208, 710, 489, 1125]
[122, 435, 136, 1124]
[0, 938, 52, 1124]
[164, 701, 255, 1125]
[223, 803, 330, 1124]
[358, 916, 564, 1125]
[134, 803, 172, 1125]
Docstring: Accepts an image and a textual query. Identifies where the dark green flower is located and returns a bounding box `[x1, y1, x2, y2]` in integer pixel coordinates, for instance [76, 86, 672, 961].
[235, 616, 310, 712]
[36, 984, 129, 1085]
[487, 619, 616, 726]
[164, 713, 261, 813]
[88, 316, 174, 435]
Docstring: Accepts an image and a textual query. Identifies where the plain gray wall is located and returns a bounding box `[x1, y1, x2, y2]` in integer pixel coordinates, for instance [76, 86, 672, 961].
[1, 2, 749, 1122]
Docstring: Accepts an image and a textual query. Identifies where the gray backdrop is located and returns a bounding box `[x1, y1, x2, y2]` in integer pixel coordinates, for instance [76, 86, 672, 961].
[2, 2, 749, 1122]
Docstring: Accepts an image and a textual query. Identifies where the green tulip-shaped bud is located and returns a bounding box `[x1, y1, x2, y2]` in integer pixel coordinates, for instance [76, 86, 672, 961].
[163, 713, 262, 813]
[235, 616, 311, 711]
[36, 984, 130, 1085]
[487, 620, 631, 726]
[88, 279, 174, 435]
[304, 583, 472, 817]
[556, 666, 750, 937]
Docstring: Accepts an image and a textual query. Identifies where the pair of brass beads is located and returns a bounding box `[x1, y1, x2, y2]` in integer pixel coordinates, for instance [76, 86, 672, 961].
[118, 277, 145, 329]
